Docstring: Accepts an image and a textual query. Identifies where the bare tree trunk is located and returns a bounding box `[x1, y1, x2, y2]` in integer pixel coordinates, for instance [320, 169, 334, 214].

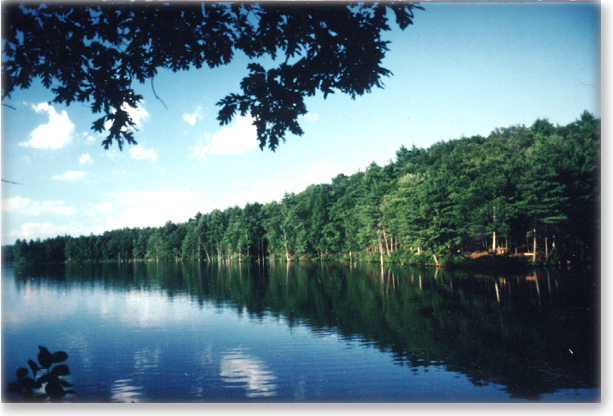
[553, 235, 556, 250]
[377, 227, 385, 267]
[283, 231, 290, 262]
[492, 205, 497, 254]
[383, 228, 391, 255]
[532, 227, 537, 264]
[545, 235, 549, 259]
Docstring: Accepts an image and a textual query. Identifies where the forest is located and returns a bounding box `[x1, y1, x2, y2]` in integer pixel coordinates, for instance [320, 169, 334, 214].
[8, 111, 600, 268]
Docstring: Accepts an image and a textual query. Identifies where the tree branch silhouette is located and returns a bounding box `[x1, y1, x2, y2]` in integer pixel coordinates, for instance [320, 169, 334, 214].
[1, 1, 423, 151]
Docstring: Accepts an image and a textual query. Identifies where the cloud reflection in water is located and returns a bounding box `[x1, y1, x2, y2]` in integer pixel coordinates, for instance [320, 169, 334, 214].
[110, 378, 143, 403]
[219, 348, 277, 398]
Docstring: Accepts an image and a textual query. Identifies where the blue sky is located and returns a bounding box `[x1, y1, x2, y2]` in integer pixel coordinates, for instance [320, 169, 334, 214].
[1, 2, 601, 244]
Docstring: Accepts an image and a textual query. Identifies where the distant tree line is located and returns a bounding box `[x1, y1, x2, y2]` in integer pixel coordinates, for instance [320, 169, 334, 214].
[11, 112, 599, 267]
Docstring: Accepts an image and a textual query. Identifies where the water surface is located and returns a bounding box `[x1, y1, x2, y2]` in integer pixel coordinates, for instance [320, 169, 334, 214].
[1, 261, 599, 402]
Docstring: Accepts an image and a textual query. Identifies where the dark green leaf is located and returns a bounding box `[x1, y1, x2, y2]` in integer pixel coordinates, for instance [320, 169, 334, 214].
[51, 365, 70, 377]
[45, 379, 65, 401]
[22, 377, 36, 390]
[28, 359, 40, 377]
[52, 351, 69, 363]
[37, 373, 54, 385]
[38, 346, 53, 369]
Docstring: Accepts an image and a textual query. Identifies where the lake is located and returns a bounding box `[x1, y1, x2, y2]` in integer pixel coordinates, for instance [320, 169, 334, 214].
[1, 261, 600, 402]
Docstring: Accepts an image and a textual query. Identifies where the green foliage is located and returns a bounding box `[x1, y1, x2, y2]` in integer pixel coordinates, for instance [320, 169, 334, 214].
[440, 251, 464, 267]
[9, 113, 599, 268]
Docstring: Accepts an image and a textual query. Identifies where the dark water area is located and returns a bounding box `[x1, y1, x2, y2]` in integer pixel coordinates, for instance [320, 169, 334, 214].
[1, 261, 600, 402]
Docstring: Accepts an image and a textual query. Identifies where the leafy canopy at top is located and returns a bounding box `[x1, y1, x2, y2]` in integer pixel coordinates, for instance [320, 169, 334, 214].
[1, 1, 423, 150]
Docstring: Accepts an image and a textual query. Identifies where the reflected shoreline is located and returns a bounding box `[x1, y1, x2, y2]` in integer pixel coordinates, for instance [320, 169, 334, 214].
[3, 261, 600, 402]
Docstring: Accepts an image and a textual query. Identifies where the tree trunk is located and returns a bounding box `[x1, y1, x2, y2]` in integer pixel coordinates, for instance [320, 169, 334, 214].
[383, 228, 391, 255]
[432, 253, 439, 266]
[492, 205, 497, 254]
[283, 231, 290, 262]
[198, 236, 201, 262]
[377, 228, 385, 267]
[532, 227, 537, 264]
[545, 235, 549, 259]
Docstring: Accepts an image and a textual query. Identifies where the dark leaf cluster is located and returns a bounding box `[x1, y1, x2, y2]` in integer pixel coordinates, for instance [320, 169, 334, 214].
[6, 346, 75, 403]
[1, 1, 423, 150]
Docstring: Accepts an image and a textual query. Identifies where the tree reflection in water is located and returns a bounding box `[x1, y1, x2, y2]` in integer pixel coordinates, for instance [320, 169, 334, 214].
[12, 261, 599, 401]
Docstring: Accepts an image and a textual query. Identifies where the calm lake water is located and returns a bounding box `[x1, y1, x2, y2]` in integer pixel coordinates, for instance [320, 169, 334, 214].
[1, 261, 600, 402]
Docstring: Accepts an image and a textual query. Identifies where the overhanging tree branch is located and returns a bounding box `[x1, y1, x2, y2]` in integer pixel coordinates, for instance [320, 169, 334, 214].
[1, 0, 423, 151]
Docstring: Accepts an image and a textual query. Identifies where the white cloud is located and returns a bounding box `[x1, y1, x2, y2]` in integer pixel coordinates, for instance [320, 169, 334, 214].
[101, 189, 213, 230]
[19, 103, 75, 149]
[8, 221, 101, 241]
[104, 102, 149, 131]
[85, 209, 97, 216]
[130, 145, 157, 163]
[95, 201, 114, 213]
[2, 197, 77, 216]
[217, 163, 354, 209]
[126, 103, 149, 128]
[294, 163, 355, 187]
[83, 132, 98, 145]
[183, 105, 204, 126]
[303, 112, 318, 123]
[191, 115, 258, 162]
[217, 178, 295, 209]
[190, 133, 211, 162]
[79, 153, 93, 165]
[52, 170, 87, 182]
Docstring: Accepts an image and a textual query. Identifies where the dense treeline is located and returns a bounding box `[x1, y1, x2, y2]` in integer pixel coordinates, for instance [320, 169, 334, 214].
[12, 112, 600, 267]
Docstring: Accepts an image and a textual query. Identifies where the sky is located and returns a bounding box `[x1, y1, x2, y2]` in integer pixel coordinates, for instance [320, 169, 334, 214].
[0, 1, 602, 245]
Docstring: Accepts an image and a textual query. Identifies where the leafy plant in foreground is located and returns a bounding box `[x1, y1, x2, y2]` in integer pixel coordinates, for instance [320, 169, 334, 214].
[6, 346, 75, 403]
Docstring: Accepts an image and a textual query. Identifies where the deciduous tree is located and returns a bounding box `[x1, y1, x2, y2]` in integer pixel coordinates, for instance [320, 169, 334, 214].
[2, 1, 423, 150]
